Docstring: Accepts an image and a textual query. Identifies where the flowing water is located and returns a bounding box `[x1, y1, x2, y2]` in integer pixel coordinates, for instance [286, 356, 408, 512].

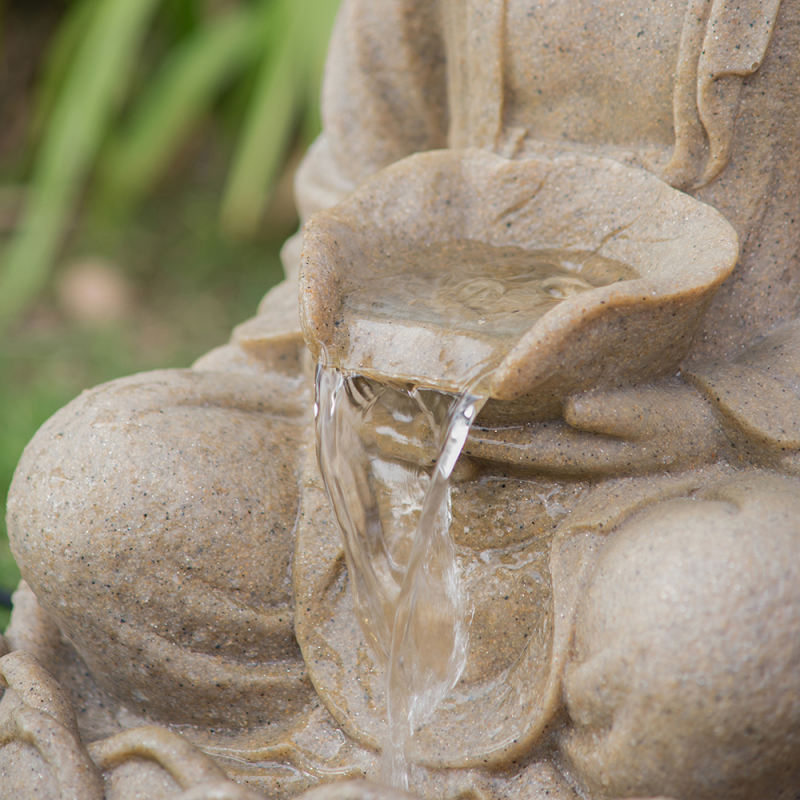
[312, 240, 636, 789]
[327, 241, 637, 394]
[315, 368, 481, 788]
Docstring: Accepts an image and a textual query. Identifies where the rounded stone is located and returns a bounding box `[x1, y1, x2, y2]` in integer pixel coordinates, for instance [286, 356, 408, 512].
[7, 368, 314, 728]
[564, 473, 800, 800]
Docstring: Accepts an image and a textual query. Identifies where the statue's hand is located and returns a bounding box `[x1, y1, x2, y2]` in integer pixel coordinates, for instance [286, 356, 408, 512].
[466, 377, 728, 477]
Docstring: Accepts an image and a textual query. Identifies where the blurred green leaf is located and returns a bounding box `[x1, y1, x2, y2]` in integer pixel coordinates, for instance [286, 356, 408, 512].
[219, 0, 305, 237]
[301, 0, 340, 141]
[29, 0, 103, 148]
[160, 0, 202, 40]
[0, 0, 341, 329]
[220, 0, 339, 236]
[97, 3, 269, 214]
[0, 0, 161, 332]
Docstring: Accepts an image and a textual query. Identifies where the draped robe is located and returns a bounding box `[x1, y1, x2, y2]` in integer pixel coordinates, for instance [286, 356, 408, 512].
[237, 0, 800, 768]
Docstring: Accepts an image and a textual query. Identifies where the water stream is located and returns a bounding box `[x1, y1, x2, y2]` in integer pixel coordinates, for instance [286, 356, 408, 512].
[312, 240, 637, 789]
[315, 365, 482, 789]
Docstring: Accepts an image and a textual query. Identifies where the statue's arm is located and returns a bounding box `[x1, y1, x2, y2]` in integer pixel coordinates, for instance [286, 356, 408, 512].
[464, 321, 800, 478]
[296, 0, 448, 220]
[224, 0, 448, 363]
[685, 319, 800, 473]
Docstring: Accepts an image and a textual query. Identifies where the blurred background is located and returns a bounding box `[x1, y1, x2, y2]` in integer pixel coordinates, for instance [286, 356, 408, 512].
[0, 0, 340, 627]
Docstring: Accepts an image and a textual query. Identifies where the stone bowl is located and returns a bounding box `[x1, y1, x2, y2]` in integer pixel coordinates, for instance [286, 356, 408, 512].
[299, 149, 738, 419]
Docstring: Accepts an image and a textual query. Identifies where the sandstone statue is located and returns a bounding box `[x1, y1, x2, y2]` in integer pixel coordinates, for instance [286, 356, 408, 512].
[3, 1, 800, 799]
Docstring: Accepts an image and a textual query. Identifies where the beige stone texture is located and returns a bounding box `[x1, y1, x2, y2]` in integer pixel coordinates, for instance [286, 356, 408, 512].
[3, 1, 800, 799]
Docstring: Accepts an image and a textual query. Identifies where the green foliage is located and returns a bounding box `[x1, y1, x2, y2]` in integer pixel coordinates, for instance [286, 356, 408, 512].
[28, 0, 105, 146]
[0, 0, 340, 333]
[0, 0, 161, 328]
[97, 4, 269, 215]
[221, 0, 340, 235]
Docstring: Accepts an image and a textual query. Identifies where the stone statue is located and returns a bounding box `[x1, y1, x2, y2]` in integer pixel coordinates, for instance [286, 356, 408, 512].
[3, 1, 800, 798]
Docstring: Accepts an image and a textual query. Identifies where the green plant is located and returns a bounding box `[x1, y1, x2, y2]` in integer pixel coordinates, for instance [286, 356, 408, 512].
[0, 0, 339, 333]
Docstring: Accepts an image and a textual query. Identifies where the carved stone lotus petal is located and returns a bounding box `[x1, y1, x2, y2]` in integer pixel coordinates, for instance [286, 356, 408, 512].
[300, 148, 739, 418]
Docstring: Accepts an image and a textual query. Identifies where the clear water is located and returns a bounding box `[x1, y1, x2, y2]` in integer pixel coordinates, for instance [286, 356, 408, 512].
[315, 366, 483, 789]
[329, 241, 637, 393]
[312, 240, 637, 789]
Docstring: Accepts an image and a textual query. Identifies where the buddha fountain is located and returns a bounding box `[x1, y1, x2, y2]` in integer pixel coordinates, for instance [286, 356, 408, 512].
[3, 1, 800, 799]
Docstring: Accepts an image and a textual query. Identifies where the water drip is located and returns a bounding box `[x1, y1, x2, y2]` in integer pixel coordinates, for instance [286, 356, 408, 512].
[315, 365, 484, 790]
[311, 240, 637, 789]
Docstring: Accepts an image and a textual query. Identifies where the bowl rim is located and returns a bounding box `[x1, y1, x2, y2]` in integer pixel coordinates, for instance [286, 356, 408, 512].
[300, 148, 739, 400]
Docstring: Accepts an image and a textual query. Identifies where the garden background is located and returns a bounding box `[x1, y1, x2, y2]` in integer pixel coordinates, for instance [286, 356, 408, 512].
[0, 0, 340, 628]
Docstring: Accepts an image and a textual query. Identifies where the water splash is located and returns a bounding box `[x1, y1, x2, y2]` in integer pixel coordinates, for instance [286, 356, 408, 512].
[383, 390, 481, 789]
[315, 365, 484, 790]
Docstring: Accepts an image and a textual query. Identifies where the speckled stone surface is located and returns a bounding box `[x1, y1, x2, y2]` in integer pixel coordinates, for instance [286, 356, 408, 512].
[4, 1, 800, 798]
